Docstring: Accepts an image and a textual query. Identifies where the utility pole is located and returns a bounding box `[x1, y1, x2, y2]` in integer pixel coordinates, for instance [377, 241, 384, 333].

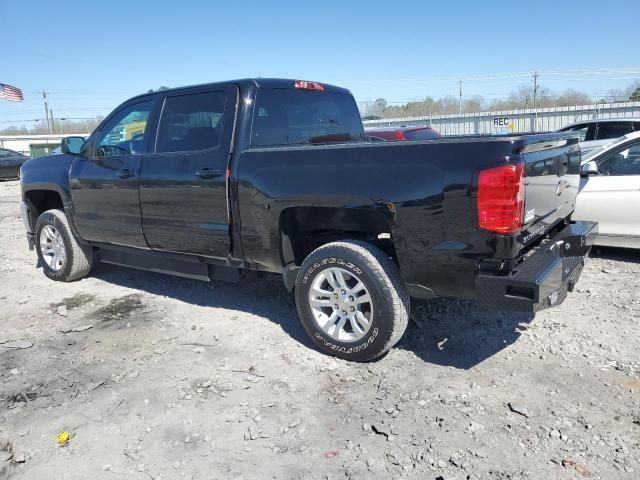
[458, 80, 463, 115]
[532, 72, 539, 132]
[49, 110, 55, 134]
[41, 91, 52, 134]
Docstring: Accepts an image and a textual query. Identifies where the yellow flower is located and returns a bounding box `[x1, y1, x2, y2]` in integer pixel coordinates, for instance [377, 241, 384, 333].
[57, 431, 70, 446]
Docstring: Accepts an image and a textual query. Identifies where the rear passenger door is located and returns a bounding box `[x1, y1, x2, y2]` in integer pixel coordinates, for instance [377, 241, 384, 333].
[139, 85, 238, 259]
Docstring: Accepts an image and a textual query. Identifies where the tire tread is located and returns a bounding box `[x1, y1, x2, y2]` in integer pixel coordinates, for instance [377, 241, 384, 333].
[35, 209, 92, 282]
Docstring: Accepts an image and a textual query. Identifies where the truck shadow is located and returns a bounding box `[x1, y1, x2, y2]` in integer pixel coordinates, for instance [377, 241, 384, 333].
[590, 246, 640, 263]
[397, 298, 534, 369]
[91, 263, 534, 369]
[90, 263, 315, 349]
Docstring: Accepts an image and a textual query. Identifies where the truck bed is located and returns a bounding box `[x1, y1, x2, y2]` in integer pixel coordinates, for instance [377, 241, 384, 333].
[234, 131, 582, 299]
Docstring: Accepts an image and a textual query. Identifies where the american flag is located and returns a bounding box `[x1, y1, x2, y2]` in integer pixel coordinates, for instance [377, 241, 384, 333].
[0, 83, 24, 102]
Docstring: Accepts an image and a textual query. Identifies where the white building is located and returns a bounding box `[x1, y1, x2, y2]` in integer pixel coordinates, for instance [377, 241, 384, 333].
[0, 134, 89, 157]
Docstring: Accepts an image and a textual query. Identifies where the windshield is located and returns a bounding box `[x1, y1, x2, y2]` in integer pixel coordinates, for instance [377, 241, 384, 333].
[582, 144, 609, 162]
[582, 135, 637, 163]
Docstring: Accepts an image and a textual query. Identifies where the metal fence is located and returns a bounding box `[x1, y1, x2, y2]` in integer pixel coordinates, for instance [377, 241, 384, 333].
[362, 101, 640, 136]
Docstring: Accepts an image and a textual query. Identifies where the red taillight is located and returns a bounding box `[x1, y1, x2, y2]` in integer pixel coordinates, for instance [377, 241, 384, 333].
[294, 80, 325, 92]
[477, 163, 525, 233]
[391, 130, 406, 140]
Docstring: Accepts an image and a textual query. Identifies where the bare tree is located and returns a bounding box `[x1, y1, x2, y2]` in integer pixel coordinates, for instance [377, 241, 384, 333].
[0, 117, 103, 135]
[360, 81, 640, 120]
[554, 89, 591, 107]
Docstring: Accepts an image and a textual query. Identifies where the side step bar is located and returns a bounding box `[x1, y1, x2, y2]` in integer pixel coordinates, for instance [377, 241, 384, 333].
[98, 248, 240, 282]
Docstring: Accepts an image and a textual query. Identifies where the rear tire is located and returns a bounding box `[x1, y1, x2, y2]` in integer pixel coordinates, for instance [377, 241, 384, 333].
[295, 240, 409, 362]
[35, 209, 93, 282]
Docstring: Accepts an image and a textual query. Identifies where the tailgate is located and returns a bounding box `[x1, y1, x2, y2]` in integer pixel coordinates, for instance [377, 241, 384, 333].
[519, 135, 581, 245]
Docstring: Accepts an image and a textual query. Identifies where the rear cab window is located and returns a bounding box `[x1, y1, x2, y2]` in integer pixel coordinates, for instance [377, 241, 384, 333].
[251, 89, 365, 147]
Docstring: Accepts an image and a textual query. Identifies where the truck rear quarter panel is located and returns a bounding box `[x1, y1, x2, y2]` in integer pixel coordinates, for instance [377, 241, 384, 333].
[235, 139, 522, 298]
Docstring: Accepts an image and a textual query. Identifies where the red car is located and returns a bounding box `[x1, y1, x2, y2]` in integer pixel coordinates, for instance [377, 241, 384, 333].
[365, 126, 441, 142]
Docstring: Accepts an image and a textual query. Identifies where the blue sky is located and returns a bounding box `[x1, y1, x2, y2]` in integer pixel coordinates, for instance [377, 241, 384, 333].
[1, 0, 639, 127]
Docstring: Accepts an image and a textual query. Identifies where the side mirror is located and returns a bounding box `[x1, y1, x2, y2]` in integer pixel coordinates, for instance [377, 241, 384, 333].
[60, 136, 85, 155]
[581, 161, 598, 176]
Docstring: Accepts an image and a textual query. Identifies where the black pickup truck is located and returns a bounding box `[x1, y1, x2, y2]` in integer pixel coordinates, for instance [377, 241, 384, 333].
[19, 78, 596, 361]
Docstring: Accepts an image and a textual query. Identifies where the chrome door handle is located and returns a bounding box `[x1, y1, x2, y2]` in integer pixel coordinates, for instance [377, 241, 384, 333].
[117, 168, 134, 179]
[195, 168, 224, 179]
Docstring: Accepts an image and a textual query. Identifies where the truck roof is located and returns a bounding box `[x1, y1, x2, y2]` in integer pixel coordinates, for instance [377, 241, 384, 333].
[127, 78, 353, 103]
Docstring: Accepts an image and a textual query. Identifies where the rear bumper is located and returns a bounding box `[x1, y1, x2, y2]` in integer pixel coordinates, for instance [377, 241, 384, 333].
[476, 221, 597, 312]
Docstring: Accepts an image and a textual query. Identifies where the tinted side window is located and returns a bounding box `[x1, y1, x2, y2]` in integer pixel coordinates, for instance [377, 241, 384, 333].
[527, 157, 557, 177]
[564, 124, 588, 141]
[156, 91, 226, 153]
[251, 90, 365, 147]
[403, 129, 441, 140]
[0, 149, 19, 157]
[596, 122, 633, 141]
[96, 101, 154, 157]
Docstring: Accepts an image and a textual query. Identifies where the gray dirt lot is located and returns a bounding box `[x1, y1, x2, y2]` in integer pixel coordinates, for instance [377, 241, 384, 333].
[0, 179, 639, 480]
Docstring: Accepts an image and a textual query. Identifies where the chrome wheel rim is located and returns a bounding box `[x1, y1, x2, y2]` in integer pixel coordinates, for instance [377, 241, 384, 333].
[39, 225, 66, 272]
[308, 267, 373, 343]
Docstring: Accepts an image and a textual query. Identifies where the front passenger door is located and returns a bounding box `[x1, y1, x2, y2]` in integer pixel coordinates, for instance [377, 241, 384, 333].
[574, 143, 640, 240]
[70, 100, 156, 248]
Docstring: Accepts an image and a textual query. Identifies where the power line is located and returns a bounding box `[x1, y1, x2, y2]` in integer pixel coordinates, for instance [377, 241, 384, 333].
[345, 67, 640, 86]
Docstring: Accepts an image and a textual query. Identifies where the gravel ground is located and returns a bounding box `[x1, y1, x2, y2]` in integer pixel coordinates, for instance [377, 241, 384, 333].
[1, 179, 639, 480]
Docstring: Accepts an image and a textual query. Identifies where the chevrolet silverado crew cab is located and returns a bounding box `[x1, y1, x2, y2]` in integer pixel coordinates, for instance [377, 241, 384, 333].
[19, 78, 596, 361]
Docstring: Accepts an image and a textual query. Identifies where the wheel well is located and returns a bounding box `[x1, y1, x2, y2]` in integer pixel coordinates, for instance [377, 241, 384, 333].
[25, 190, 64, 226]
[280, 207, 398, 266]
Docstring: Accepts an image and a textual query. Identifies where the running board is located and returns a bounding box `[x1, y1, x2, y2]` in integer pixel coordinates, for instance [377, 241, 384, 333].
[98, 248, 240, 282]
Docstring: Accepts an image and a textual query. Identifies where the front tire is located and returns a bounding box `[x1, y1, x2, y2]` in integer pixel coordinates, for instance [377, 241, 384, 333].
[35, 209, 93, 282]
[295, 240, 409, 362]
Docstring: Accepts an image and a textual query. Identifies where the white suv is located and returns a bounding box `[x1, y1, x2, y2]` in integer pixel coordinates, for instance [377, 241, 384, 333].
[558, 118, 640, 154]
